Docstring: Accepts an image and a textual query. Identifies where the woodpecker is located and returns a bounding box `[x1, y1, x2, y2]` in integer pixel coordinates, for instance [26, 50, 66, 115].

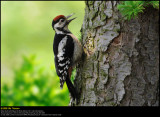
[52, 13, 83, 101]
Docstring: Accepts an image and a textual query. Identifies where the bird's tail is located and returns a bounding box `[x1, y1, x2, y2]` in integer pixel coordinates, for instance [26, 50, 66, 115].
[66, 74, 78, 101]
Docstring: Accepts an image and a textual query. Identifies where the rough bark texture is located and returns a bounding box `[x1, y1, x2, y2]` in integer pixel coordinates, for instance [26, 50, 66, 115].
[70, 1, 159, 106]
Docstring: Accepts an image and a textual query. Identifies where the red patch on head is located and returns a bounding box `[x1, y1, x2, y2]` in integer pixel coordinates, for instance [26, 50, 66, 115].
[53, 15, 65, 22]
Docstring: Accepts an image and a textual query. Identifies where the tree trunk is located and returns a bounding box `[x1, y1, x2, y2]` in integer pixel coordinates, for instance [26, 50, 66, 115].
[70, 1, 159, 106]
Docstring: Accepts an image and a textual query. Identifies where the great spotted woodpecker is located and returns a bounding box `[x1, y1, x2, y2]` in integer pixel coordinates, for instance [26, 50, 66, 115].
[52, 13, 83, 101]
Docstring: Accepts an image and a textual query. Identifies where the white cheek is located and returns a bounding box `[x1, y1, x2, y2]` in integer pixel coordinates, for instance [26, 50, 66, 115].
[54, 23, 59, 29]
[54, 22, 65, 29]
[54, 23, 63, 34]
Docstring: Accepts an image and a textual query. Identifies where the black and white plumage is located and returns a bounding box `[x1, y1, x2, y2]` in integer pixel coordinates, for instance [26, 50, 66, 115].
[52, 14, 83, 100]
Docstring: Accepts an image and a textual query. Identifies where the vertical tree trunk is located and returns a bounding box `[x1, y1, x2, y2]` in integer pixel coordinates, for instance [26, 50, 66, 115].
[70, 1, 159, 106]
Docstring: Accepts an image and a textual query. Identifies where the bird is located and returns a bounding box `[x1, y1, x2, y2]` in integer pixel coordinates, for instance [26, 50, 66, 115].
[52, 13, 83, 101]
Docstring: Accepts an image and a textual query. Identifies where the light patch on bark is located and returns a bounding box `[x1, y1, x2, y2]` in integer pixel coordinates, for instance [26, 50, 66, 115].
[112, 52, 132, 104]
[98, 31, 119, 52]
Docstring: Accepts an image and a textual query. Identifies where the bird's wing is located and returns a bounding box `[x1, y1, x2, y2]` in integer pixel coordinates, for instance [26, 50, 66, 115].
[55, 35, 74, 89]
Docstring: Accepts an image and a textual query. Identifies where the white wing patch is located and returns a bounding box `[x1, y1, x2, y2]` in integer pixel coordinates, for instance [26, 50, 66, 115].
[58, 63, 65, 67]
[59, 70, 63, 73]
[56, 36, 70, 89]
[59, 58, 71, 89]
[57, 36, 68, 61]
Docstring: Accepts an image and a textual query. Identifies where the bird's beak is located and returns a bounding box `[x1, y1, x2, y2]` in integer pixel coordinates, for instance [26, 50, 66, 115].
[66, 13, 76, 23]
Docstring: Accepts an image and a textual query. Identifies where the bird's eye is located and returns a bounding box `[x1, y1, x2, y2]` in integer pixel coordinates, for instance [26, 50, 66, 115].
[61, 19, 64, 22]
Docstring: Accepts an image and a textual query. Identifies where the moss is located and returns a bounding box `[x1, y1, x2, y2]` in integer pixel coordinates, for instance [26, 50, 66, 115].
[98, 53, 103, 61]
[109, 76, 116, 79]
[88, 1, 94, 5]
[101, 1, 106, 9]
[100, 70, 108, 77]
[102, 29, 109, 33]
[101, 13, 107, 21]
[116, 28, 121, 33]
[90, 10, 97, 20]
[110, 102, 117, 106]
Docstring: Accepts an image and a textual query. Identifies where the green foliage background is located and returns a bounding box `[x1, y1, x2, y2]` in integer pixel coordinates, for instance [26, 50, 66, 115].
[1, 1, 85, 106]
[117, 1, 159, 20]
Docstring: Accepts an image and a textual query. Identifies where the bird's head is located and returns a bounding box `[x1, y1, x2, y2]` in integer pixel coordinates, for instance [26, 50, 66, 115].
[52, 13, 76, 34]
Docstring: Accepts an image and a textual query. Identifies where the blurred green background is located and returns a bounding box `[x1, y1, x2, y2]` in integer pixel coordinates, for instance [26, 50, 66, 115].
[1, 1, 85, 106]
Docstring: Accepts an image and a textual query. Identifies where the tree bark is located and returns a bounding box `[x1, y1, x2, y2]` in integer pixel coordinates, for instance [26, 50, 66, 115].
[70, 1, 159, 106]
